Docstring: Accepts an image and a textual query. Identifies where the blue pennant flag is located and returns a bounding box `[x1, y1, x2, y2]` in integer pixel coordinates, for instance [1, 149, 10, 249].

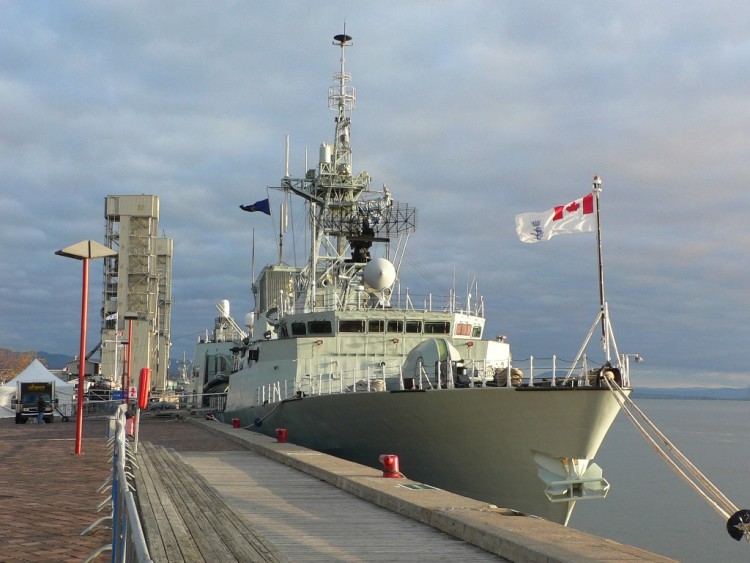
[240, 198, 271, 215]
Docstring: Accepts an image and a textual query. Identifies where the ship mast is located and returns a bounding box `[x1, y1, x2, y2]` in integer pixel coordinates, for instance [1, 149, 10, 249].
[278, 32, 415, 314]
[308, 32, 371, 311]
[330, 33, 355, 178]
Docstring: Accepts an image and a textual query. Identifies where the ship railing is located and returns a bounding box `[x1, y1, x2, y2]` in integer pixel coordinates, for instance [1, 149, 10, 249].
[398, 289, 485, 317]
[253, 361, 472, 404]
[251, 353, 632, 407]
[181, 392, 226, 412]
[508, 354, 631, 388]
[255, 363, 404, 405]
[285, 288, 485, 316]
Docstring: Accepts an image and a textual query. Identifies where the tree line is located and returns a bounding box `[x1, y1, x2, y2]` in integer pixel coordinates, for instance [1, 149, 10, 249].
[0, 349, 46, 383]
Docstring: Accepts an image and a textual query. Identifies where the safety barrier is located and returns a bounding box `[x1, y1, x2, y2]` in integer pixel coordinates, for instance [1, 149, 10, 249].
[82, 404, 152, 563]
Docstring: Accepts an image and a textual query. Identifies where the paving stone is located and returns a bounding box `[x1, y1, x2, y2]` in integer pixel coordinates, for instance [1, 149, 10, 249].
[0, 417, 112, 563]
[0, 412, 244, 563]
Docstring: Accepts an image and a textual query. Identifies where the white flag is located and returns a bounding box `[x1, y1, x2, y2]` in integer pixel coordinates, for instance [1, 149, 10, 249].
[105, 312, 118, 321]
[515, 193, 596, 243]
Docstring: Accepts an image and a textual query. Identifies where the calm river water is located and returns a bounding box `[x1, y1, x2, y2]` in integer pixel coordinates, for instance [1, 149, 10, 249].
[570, 398, 750, 562]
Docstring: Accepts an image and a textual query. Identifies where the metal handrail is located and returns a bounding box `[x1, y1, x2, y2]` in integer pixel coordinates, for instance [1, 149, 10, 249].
[115, 404, 152, 562]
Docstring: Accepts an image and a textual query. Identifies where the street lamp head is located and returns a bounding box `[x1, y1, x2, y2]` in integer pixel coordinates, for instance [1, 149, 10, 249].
[55, 240, 117, 260]
[124, 311, 139, 320]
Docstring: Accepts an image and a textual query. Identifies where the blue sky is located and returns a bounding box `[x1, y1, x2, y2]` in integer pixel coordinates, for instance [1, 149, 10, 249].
[1, 1, 749, 388]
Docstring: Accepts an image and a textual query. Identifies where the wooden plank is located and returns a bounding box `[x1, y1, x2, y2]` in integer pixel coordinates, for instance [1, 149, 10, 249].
[137, 440, 501, 563]
[179, 468, 286, 562]
[161, 447, 287, 563]
[161, 449, 253, 561]
[139, 443, 197, 563]
[135, 443, 180, 562]
[137, 442, 203, 562]
[156, 444, 281, 562]
[132, 448, 167, 563]
[182, 450, 502, 562]
[134, 441, 288, 563]
[147, 444, 236, 562]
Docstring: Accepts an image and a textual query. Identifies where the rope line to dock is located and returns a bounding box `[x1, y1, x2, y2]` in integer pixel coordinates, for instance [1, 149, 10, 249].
[247, 396, 299, 429]
[604, 377, 747, 540]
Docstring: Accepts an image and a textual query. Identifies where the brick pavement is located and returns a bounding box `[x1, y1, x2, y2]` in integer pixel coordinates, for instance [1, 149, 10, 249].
[0, 416, 112, 563]
[0, 412, 244, 563]
[134, 413, 247, 453]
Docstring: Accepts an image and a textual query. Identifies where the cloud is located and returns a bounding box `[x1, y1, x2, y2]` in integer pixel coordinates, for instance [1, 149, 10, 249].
[1, 2, 749, 388]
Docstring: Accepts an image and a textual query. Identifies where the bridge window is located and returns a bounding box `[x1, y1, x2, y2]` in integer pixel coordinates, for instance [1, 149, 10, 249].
[472, 325, 482, 338]
[387, 320, 403, 333]
[308, 320, 333, 335]
[291, 322, 307, 336]
[339, 320, 365, 333]
[405, 320, 422, 333]
[425, 321, 450, 334]
[368, 320, 384, 333]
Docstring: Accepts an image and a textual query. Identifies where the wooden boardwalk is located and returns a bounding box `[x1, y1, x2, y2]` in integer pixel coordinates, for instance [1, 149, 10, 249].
[134, 441, 502, 561]
[134, 442, 288, 562]
[179, 449, 503, 562]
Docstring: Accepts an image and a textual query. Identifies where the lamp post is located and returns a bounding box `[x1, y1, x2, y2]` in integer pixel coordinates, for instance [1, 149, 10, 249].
[56, 240, 117, 455]
[123, 312, 138, 407]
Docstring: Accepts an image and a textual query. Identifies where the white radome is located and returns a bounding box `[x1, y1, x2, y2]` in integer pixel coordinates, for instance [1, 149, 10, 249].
[363, 257, 396, 291]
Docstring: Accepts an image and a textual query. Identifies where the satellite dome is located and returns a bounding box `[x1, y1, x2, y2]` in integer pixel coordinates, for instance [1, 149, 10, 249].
[363, 258, 396, 291]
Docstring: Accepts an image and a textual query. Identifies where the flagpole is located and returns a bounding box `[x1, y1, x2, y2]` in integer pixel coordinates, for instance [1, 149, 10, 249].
[592, 175, 609, 361]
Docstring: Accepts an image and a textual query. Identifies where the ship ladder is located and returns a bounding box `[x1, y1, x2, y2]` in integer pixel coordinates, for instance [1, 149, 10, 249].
[604, 377, 750, 543]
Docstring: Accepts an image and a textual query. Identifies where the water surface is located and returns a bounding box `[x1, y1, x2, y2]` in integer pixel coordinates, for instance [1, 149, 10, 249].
[570, 399, 750, 562]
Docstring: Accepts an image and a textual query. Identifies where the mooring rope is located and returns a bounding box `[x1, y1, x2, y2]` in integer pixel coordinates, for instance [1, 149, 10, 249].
[247, 395, 300, 429]
[604, 376, 750, 541]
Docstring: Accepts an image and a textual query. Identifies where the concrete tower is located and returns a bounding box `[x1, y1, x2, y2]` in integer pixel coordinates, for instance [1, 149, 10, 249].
[101, 195, 173, 396]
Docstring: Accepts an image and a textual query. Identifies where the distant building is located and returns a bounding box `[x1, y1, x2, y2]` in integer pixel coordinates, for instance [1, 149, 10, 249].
[99, 195, 173, 394]
[62, 359, 99, 381]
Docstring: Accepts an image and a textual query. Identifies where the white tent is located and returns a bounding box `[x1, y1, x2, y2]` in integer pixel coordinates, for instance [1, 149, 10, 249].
[0, 359, 75, 419]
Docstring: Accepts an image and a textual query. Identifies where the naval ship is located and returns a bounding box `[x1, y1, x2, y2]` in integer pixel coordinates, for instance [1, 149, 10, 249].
[191, 33, 630, 525]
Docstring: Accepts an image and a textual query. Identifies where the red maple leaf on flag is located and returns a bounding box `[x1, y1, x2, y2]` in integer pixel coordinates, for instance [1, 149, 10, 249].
[565, 201, 581, 214]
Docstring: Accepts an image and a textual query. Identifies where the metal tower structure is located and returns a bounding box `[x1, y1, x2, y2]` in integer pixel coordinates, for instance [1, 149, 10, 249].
[101, 195, 173, 395]
[277, 34, 416, 314]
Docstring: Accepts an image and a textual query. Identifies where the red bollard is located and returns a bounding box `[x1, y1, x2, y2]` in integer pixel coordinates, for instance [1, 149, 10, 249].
[379, 454, 403, 478]
[276, 428, 288, 443]
[232, 418, 240, 429]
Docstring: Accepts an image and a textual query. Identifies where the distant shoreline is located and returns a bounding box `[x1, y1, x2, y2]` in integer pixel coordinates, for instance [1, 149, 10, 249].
[632, 388, 750, 401]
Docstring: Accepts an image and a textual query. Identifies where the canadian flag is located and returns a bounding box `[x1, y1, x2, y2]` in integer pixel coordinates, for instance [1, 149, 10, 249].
[515, 193, 596, 243]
